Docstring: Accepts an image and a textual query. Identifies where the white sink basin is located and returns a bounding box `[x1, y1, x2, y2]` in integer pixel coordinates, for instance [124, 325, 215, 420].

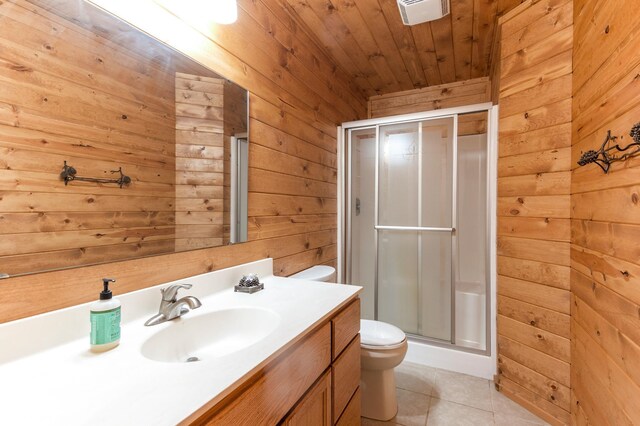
[141, 307, 281, 363]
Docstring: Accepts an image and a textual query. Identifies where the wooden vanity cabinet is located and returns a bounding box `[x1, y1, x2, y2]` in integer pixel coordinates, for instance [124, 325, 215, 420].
[331, 298, 360, 360]
[336, 388, 361, 426]
[282, 370, 332, 426]
[331, 298, 361, 425]
[332, 335, 361, 424]
[189, 297, 361, 426]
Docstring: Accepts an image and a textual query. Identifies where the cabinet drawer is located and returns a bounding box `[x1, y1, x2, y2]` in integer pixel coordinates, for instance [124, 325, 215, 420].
[332, 335, 360, 423]
[336, 387, 361, 426]
[197, 322, 331, 425]
[282, 369, 331, 426]
[332, 298, 360, 360]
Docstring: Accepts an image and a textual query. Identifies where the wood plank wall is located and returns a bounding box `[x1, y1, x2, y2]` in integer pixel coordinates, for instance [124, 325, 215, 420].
[174, 73, 225, 252]
[0, 0, 183, 276]
[0, 0, 367, 324]
[367, 77, 491, 118]
[495, 1, 573, 424]
[571, 0, 640, 424]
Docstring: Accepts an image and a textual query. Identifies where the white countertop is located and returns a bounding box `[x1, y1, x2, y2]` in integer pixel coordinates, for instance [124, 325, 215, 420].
[0, 259, 361, 425]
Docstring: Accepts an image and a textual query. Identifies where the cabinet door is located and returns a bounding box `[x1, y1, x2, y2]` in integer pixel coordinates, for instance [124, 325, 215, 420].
[283, 370, 332, 426]
[197, 323, 331, 425]
[336, 388, 361, 426]
[332, 335, 361, 423]
[332, 298, 360, 360]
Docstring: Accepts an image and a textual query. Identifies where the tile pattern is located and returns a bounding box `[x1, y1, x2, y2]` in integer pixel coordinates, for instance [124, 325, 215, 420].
[362, 361, 549, 426]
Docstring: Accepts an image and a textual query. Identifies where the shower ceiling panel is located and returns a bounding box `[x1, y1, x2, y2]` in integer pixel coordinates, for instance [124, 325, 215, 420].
[281, 0, 524, 96]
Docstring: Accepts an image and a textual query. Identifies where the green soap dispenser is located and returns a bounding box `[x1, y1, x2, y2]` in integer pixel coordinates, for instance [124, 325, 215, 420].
[90, 278, 121, 352]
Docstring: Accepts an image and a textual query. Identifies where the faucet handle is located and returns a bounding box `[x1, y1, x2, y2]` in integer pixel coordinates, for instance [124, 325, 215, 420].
[161, 283, 193, 302]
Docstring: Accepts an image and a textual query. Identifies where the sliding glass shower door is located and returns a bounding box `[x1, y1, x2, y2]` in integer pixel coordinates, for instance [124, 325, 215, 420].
[376, 117, 455, 342]
[346, 106, 491, 351]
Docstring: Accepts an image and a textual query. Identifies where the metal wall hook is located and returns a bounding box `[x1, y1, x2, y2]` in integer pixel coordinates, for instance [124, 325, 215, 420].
[577, 123, 640, 174]
[60, 161, 131, 188]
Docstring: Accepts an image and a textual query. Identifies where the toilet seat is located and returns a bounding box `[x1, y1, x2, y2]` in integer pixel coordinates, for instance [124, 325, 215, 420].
[360, 319, 406, 348]
[361, 340, 406, 351]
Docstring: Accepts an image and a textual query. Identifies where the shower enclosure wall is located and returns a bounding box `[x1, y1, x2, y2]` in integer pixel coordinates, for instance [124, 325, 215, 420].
[338, 104, 497, 378]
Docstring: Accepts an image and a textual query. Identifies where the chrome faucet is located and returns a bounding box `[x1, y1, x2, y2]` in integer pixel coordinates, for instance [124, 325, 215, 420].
[144, 284, 202, 326]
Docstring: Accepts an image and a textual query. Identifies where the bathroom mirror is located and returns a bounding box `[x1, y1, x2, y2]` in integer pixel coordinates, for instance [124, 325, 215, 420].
[0, 0, 249, 278]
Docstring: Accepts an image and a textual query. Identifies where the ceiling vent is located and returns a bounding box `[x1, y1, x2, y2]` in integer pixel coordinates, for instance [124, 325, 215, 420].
[397, 0, 450, 25]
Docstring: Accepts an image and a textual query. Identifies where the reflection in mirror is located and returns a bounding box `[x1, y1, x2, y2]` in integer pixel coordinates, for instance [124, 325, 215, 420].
[230, 135, 248, 243]
[0, 0, 249, 278]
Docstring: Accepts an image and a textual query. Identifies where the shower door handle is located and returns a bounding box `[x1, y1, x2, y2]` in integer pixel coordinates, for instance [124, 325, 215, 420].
[374, 226, 455, 232]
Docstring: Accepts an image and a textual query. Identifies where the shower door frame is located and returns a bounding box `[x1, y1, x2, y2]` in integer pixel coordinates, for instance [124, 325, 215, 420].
[337, 102, 497, 357]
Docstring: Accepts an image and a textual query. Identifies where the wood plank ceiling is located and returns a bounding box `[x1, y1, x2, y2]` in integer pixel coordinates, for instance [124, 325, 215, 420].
[283, 0, 524, 97]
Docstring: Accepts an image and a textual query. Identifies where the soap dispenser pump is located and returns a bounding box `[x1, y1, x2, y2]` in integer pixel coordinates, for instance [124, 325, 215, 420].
[90, 278, 121, 352]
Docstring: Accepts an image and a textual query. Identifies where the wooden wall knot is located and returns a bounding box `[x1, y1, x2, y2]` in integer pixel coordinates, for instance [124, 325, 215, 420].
[10, 64, 33, 73]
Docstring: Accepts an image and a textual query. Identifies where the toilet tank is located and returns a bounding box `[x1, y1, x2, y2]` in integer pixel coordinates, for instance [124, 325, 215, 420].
[290, 265, 336, 282]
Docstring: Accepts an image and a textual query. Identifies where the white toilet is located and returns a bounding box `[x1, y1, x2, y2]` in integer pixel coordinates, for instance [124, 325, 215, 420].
[291, 265, 408, 421]
[360, 319, 407, 420]
[289, 265, 336, 282]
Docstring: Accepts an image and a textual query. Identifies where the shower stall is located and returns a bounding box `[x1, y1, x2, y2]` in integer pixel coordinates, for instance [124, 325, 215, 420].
[338, 103, 497, 378]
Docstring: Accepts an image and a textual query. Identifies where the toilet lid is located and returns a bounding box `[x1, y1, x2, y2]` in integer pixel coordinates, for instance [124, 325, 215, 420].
[289, 265, 335, 281]
[360, 319, 406, 346]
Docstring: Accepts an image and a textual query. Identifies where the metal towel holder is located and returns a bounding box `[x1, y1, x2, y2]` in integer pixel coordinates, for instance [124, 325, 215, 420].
[577, 122, 640, 174]
[60, 161, 131, 188]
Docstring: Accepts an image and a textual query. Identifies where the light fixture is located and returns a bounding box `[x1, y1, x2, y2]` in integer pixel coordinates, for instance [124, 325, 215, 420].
[155, 0, 237, 25]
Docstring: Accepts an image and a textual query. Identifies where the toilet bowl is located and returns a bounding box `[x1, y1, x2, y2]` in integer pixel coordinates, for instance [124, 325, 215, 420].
[360, 319, 407, 421]
[291, 266, 407, 421]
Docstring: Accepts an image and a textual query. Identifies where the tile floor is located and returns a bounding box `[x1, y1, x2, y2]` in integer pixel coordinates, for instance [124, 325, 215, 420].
[361, 361, 550, 426]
